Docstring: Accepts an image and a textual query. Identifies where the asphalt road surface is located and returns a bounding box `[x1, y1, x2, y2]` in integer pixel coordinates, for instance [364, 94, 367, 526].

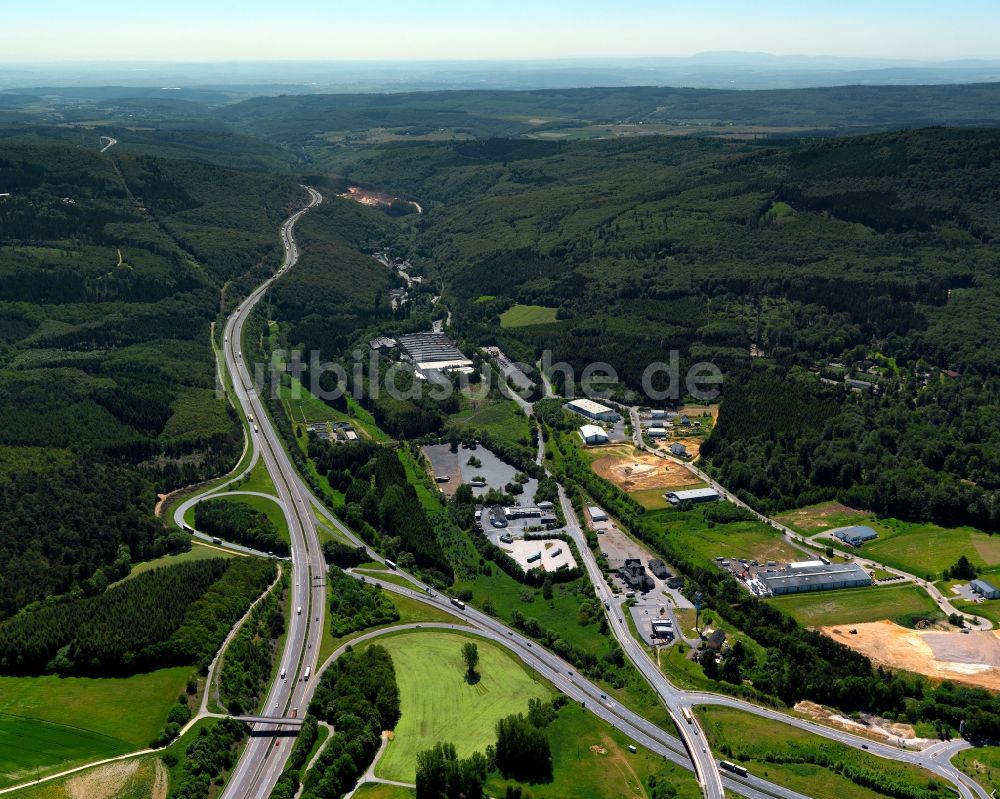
[202, 189, 987, 799]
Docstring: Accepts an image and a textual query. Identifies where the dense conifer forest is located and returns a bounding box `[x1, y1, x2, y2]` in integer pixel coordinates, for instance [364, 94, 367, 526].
[0, 141, 301, 616]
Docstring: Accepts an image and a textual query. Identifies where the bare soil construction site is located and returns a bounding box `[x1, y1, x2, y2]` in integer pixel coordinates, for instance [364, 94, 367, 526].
[823, 620, 1000, 691]
[592, 448, 702, 492]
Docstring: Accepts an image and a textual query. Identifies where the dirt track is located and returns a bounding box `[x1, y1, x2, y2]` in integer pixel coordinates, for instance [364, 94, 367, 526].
[592, 448, 701, 492]
[823, 620, 1000, 690]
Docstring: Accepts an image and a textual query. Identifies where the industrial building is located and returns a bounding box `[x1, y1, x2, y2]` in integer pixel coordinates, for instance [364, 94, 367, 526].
[665, 487, 721, 506]
[579, 424, 610, 445]
[971, 579, 1000, 600]
[759, 561, 873, 596]
[833, 525, 879, 547]
[565, 398, 620, 422]
[398, 333, 474, 375]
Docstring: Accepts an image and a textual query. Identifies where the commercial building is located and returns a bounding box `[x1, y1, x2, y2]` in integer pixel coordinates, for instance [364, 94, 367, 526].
[620, 559, 655, 593]
[579, 424, 610, 445]
[833, 525, 879, 547]
[665, 487, 721, 506]
[648, 559, 671, 579]
[759, 561, 873, 596]
[651, 620, 674, 640]
[971, 579, 1000, 600]
[504, 506, 541, 520]
[565, 398, 620, 422]
[398, 332, 474, 375]
[588, 506, 608, 523]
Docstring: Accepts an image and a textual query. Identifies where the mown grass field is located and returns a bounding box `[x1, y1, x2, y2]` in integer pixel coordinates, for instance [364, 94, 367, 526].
[452, 569, 603, 658]
[778, 504, 1000, 579]
[858, 520, 1000, 579]
[449, 395, 532, 451]
[485, 703, 702, 799]
[499, 304, 558, 328]
[768, 584, 940, 628]
[952, 746, 1000, 793]
[696, 705, 954, 799]
[239, 456, 276, 494]
[368, 631, 550, 782]
[5, 755, 162, 798]
[0, 668, 190, 787]
[352, 784, 414, 799]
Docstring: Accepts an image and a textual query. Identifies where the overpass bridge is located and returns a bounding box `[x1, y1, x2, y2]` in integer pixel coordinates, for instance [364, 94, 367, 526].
[232, 715, 305, 728]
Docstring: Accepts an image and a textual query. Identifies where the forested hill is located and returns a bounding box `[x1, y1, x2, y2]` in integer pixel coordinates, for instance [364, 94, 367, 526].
[215, 83, 1000, 147]
[334, 127, 1000, 531]
[0, 142, 302, 619]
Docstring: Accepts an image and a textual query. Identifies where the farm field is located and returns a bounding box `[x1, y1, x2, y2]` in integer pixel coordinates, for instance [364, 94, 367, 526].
[696, 705, 954, 799]
[366, 631, 550, 782]
[0, 668, 190, 787]
[768, 584, 941, 628]
[5, 756, 164, 799]
[485, 703, 701, 799]
[499, 304, 558, 328]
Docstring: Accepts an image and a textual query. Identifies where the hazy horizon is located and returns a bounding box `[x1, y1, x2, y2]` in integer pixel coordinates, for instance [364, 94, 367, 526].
[5, 1, 1000, 63]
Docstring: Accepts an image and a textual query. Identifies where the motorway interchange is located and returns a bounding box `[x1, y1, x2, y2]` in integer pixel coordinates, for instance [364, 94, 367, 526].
[183, 188, 990, 799]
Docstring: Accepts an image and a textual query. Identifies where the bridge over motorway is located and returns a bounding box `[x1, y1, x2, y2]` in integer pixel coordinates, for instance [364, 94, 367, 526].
[232, 715, 305, 728]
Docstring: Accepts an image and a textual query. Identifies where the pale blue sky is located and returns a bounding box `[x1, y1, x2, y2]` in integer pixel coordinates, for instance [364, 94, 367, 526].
[4, 0, 1000, 62]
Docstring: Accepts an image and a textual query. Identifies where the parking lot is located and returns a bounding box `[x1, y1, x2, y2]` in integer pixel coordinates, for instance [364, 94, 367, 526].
[422, 443, 538, 503]
[502, 538, 578, 573]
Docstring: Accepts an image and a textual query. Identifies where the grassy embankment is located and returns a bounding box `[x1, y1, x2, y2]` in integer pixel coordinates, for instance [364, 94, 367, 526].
[697, 705, 955, 799]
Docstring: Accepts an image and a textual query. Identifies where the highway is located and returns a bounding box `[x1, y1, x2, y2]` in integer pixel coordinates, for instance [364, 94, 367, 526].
[214, 186, 327, 799]
[190, 189, 986, 799]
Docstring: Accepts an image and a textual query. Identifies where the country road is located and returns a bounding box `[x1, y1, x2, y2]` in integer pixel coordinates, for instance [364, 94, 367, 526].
[626, 407, 993, 630]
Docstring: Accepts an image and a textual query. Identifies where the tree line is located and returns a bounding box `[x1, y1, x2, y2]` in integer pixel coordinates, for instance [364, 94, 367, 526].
[0, 556, 274, 676]
[327, 566, 400, 638]
[300, 645, 401, 799]
[219, 572, 286, 715]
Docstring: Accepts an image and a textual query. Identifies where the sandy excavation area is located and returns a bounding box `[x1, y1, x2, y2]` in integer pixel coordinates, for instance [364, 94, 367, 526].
[592, 448, 701, 492]
[823, 620, 1000, 691]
